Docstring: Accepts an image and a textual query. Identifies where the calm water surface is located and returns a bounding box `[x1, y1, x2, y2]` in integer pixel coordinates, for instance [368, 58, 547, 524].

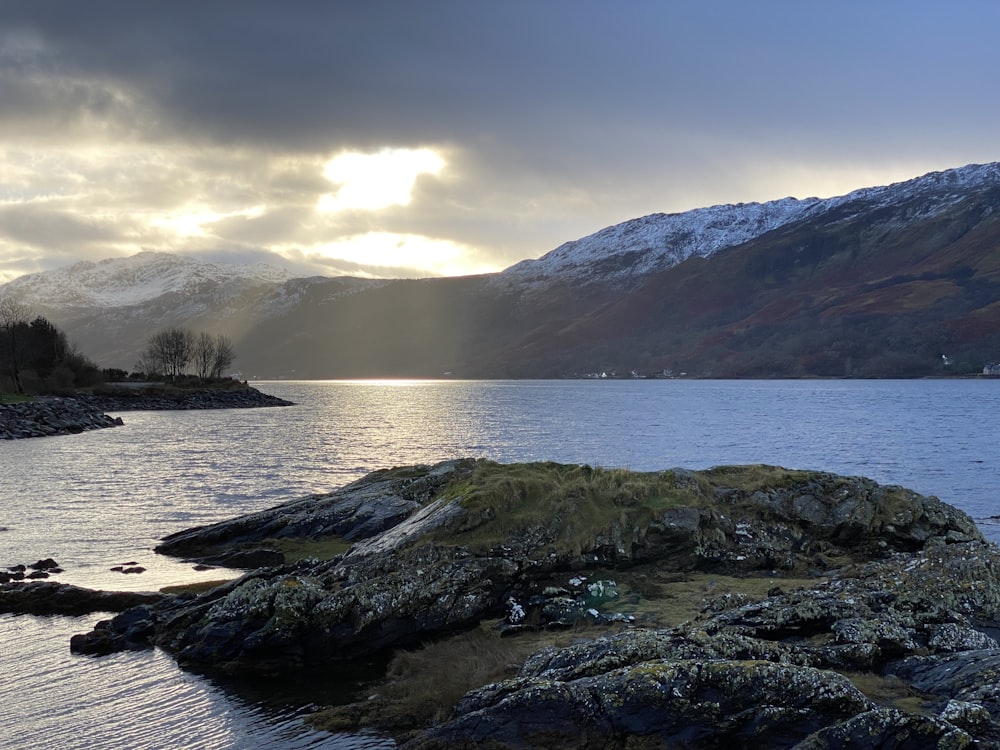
[1, 379, 999, 749]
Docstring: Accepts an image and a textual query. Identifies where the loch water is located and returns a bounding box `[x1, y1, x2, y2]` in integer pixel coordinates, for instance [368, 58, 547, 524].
[2, 379, 999, 749]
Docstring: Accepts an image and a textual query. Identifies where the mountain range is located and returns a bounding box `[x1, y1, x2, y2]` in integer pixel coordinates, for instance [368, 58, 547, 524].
[4, 162, 1000, 378]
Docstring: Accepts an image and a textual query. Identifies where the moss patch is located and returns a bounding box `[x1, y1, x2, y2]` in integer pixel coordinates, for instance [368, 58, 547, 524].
[265, 535, 353, 562]
[0, 393, 32, 403]
[421, 460, 835, 557]
[845, 671, 933, 715]
[160, 579, 234, 595]
[425, 461, 701, 553]
[612, 568, 826, 627]
[700, 464, 817, 492]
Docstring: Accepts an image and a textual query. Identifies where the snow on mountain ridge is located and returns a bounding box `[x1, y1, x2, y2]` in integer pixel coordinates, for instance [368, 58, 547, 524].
[504, 161, 1000, 283]
[504, 197, 822, 281]
[3, 251, 290, 308]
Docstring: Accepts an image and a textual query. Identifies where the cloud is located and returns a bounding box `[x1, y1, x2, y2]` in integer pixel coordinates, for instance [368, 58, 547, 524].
[0, 201, 123, 250]
[0, 1, 998, 284]
[280, 232, 495, 279]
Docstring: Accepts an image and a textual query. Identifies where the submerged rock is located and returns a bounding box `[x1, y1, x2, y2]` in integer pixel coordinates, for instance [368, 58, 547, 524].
[67, 459, 1000, 747]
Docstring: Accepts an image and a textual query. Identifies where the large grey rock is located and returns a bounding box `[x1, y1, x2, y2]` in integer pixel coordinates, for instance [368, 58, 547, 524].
[408, 660, 874, 750]
[792, 708, 974, 749]
[155, 459, 473, 558]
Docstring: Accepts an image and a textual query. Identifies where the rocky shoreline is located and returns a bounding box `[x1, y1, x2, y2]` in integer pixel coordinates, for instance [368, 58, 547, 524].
[0, 398, 124, 439]
[23, 458, 997, 748]
[1, 386, 293, 440]
[0, 581, 165, 617]
[73, 386, 295, 412]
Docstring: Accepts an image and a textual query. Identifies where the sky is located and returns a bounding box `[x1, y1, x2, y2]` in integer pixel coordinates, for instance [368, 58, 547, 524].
[1, 1, 999, 285]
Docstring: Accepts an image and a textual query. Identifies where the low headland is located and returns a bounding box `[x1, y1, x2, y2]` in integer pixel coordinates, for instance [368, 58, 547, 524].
[6, 458, 1000, 747]
[0, 381, 293, 439]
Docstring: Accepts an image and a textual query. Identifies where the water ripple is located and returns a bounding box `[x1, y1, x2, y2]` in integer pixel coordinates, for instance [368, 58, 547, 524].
[3, 379, 1000, 748]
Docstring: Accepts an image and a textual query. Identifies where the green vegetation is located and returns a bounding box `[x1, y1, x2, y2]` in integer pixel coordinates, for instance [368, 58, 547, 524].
[309, 624, 601, 735]
[0, 298, 241, 395]
[265, 535, 353, 562]
[425, 460, 828, 555]
[426, 461, 698, 553]
[160, 579, 234, 595]
[845, 671, 932, 715]
[379, 627, 548, 724]
[700, 464, 817, 491]
[91, 376, 253, 396]
[613, 569, 827, 627]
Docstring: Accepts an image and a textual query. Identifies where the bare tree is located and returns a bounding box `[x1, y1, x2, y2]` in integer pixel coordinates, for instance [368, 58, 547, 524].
[210, 334, 235, 378]
[133, 352, 161, 378]
[141, 328, 233, 380]
[192, 331, 216, 379]
[0, 296, 31, 393]
[192, 332, 236, 379]
[144, 327, 195, 378]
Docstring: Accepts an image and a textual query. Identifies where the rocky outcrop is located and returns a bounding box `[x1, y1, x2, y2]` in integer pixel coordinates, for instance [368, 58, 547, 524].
[0, 581, 164, 616]
[155, 461, 460, 560]
[0, 398, 123, 439]
[66, 459, 1000, 747]
[75, 386, 294, 412]
[1, 386, 292, 439]
[410, 540, 1000, 748]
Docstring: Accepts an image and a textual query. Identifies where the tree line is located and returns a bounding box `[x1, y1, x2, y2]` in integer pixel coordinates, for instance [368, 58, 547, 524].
[1, 295, 238, 394]
[0, 297, 100, 394]
[134, 327, 235, 380]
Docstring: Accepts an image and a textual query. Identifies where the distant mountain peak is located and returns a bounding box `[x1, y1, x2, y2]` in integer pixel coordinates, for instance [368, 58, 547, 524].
[502, 161, 1000, 285]
[3, 251, 290, 308]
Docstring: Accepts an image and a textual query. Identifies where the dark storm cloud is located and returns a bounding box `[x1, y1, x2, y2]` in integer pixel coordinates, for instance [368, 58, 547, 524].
[10, 1, 994, 153]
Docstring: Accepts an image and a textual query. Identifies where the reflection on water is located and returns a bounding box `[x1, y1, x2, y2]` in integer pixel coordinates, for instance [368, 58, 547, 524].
[2, 378, 999, 748]
[0, 614, 394, 750]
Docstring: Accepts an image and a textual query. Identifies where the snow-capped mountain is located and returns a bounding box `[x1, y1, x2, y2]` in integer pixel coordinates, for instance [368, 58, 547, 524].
[3, 250, 290, 309]
[3, 161, 999, 378]
[502, 162, 1000, 285]
[0, 251, 326, 370]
